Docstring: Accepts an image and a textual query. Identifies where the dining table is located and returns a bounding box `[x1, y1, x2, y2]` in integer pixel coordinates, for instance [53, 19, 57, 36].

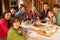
[20, 21, 60, 40]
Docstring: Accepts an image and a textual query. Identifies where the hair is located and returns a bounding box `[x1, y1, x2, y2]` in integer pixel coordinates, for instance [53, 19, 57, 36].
[1, 10, 12, 18]
[48, 10, 55, 16]
[53, 4, 59, 8]
[44, 2, 49, 6]
[59, 6, 60, 8]
[10, 16, 21, 27]
[10, 7, 16, 11]
[20, 4, 25, 7]
[20, 4, 26, 10]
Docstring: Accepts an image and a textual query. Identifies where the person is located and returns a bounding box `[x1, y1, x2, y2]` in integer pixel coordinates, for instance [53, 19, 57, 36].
[53, 4, 59, 16]
[27, 7, 39, 22]
[53, 4, 60, 26]
[0, 11, 11, 40]
[7, 17, 26, 40]
[15, 4, 28, 20]
[10, 7, 16, 17]
[45, 11, 56, 24]
[59, 7, 60, 11]
[40, 3, 50, 23]
[8, 7, 16, 28]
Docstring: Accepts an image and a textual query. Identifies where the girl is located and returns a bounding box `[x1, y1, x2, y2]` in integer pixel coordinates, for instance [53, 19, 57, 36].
[7, 17, 26, 40]
[45, 11, 56, 24]
[0, 11, 11, 40]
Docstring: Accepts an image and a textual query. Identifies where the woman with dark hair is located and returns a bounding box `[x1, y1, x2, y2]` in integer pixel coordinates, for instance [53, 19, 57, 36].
[0, 10, 11, 40]
[53, 4, 60, 26]
[7, 17, 26, 40]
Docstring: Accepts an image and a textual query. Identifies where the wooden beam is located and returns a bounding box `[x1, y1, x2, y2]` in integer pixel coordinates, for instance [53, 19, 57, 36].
[32, 0, 34, 7]
[55, 0, 58, 4]
[18, 0, 20, 8]
[2, 0, 5, 12]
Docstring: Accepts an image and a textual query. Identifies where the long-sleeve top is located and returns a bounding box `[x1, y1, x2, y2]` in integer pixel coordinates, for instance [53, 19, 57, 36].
[14, 11, 28, 20]
[40, 10, 50, 20]
[7, 27, 25, 40]
[56, 12, 60, 26]
[27, 12, 39, 20]
[0, 18, 8, 38]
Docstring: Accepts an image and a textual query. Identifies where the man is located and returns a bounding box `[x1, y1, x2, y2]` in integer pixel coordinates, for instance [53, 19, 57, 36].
[15, 5, 28, 20]
[53, 4, 60, 26]
[10, 7, 16, 17]
[40, 3, 50, 23]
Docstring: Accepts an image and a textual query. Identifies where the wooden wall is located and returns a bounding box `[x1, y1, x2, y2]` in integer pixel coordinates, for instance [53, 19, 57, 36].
[4, 0, 10, 11]
[2, 0, 59, 13]
[23, 0, 58, 12]
[23, 0, 32, 10]
[0, 0, 2, 16]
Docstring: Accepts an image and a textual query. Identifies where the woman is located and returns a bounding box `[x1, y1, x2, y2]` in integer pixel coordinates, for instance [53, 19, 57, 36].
[0, 11, 11, 40]
[53, 4, 60, 26]
[7, 17, 26, 40]
[45, 11, 56, 24]
[27, 7, 39, 21]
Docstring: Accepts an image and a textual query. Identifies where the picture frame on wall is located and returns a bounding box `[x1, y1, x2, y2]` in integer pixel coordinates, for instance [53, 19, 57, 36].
[11, 1, 17, 5]
[10, 0, 18, 7]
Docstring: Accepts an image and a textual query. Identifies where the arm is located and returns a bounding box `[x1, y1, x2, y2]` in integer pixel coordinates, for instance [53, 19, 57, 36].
[7, 29, 25, 40]
[53, 16, 56, 24]
[0, 21, 8, 34]
[14, 11, 21, 18]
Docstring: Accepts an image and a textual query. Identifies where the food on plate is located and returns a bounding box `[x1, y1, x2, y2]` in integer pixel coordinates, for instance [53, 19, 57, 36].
[32, 24, 60, 37]
[32, 21, 42, 27]
[37, 30, 45, 34]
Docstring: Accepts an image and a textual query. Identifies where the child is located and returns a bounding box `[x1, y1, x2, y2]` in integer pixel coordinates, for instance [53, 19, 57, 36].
[45, 11, 56, 24]
[7, 17, 26, 40]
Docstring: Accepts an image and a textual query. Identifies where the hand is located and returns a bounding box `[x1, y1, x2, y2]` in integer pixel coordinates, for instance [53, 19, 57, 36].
[22, 29, 27, 36]
[45, 17, 50, 22]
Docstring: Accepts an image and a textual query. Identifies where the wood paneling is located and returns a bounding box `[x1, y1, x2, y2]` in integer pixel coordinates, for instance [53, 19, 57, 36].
[2, 0, 58, 12]
[23, 0, 32, 10]
[0, 0, 2, 16]
[4, 0, 10, 11]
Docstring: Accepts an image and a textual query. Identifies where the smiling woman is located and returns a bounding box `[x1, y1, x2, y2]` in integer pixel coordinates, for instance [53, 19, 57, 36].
[0, 10, 12, 40]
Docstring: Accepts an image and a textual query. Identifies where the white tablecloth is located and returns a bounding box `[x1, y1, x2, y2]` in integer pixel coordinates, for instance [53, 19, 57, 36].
[21, 22, 60, 40]
[27, 30, 60, 40]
